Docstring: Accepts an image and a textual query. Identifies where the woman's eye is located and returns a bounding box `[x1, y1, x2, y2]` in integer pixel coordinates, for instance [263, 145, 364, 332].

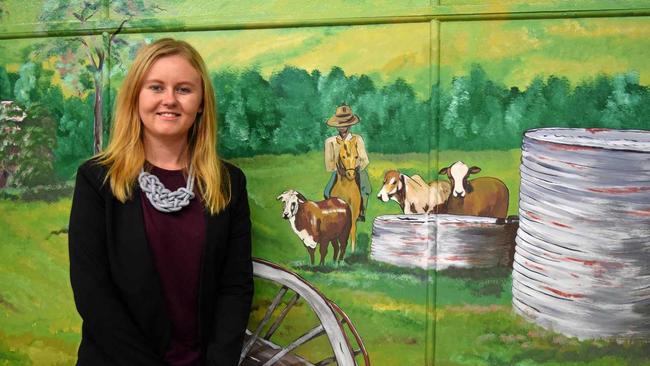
[148, 84, 163, 92]
[177, 87, 192, 94]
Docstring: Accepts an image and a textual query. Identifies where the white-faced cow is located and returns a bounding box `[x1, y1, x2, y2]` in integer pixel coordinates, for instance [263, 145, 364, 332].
[277, 190, 352, 265]
[377, 170, 452, 214]
[438, 161, 509, 218]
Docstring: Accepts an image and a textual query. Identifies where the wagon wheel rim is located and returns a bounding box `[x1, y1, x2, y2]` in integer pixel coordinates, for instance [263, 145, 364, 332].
[329, 301, 370, 366]
[240, 258, 358, 366]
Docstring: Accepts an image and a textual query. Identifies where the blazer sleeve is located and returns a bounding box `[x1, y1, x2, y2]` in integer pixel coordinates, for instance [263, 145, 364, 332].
[69, 162, 165, 365]
[206, 166, 254, 365]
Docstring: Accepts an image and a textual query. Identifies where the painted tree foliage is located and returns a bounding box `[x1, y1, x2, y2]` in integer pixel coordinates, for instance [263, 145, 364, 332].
[214, 64, 649, 157]
[0, 58, 95, 185]
[215, 65, 431, 157]
[0, 101, 56, 188]
[438, 65, 649, 150]
[0, 55, 647, 190]
[35, 0, 167, 153]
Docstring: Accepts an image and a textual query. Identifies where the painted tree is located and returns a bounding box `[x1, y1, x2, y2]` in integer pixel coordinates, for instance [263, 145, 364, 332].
[441, 75, 471, 145]
[214, 70, 250, 157]
[269, 66, 320, 154]
[317, 67, 358, 143]
[569, 75, 613, 128]
[0, 101, 26, 188]
[600, 72, 645, 129]
[0, 66, 12, 100]
[0, 101, 57, 188]
[36, 0, 167, 153]
[379, 78, 427, 153]
[238, 70, 280, 154]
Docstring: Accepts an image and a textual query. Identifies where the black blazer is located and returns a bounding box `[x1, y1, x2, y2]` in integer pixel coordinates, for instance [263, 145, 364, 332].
[68, 159, 253, 366]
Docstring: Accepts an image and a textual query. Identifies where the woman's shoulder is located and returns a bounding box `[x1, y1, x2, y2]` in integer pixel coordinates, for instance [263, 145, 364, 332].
[221, 160, 245, 185]
[76, 157, 109, 186]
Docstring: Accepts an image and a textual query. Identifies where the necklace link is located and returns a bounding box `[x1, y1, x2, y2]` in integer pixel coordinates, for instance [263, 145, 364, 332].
[139, 166, 195, 213]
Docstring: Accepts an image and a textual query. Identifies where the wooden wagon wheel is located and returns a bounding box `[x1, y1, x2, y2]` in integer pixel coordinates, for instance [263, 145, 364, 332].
[239, 258, 370, 366]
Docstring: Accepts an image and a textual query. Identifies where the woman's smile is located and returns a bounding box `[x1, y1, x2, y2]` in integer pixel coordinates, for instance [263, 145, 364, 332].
[156, 111, 182, 120]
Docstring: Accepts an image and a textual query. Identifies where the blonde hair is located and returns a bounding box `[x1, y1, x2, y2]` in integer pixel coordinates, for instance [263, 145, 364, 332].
[96, 38, 230, 214]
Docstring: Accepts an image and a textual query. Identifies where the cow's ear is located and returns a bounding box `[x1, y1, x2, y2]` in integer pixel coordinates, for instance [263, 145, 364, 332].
[276, 194, 284, 201]
[296, 192, 307, 203]
[398, 174, 404, 190]
[469, 166, 481, 174]
[438, 167, 449, 175]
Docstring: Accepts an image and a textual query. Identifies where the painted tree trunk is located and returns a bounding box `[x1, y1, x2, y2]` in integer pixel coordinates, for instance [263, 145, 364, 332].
[93, 74, 103, 154]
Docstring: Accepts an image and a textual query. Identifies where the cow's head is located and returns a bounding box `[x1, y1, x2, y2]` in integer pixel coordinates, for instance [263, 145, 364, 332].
[377, 170, 403, 202]
[438, 161, 480, 198]
[276, 190, 306, 219]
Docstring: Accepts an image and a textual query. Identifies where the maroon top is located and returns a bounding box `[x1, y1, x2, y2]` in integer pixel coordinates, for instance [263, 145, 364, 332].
[140, 165, 205, 366]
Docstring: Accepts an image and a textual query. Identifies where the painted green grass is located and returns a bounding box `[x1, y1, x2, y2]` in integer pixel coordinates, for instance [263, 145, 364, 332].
[240, 149, 521, 268]
[2, 150, 649, 365]
[0, 200, 79, 365]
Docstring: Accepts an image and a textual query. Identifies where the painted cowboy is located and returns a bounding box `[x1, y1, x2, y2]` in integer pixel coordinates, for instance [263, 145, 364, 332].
[323, 103, 371, 221]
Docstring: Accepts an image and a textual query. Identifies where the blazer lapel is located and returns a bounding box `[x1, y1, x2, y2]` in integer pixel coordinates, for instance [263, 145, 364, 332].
[112, 188, 171, 353]
[112, 188, 161, 292]
[198, 207, 229, 345]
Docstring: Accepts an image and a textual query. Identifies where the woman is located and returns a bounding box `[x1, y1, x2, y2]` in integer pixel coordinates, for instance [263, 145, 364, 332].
[68, 38, 253, 365]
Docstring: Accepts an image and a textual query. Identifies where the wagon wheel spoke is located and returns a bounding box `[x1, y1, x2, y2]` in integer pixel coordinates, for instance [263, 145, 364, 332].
[264, 292, 301, 340]
[239, 285, 289, 364]
[262, 324, 326, 366]
[249, 259, 359, 365]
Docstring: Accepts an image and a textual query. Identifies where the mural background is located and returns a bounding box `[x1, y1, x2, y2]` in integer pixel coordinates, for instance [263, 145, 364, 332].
[1, 1, 649, 365]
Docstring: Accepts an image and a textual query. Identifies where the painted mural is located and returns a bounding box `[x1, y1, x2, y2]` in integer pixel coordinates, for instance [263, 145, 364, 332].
[0, 2, 649, 365]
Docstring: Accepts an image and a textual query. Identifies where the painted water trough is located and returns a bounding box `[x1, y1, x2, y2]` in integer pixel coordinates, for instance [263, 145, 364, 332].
[512, 128, 650, 340]
[370, 214, 519, 270]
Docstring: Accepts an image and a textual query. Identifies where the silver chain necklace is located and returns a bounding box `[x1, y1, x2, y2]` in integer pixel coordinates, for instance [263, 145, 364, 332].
[138, 165, 195, 213]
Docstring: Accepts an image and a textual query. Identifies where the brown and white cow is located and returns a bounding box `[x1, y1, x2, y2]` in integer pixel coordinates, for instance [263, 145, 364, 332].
[438, 161, 509, 218]
[277, 190, 352, 265]
[377, 170, 451, 214]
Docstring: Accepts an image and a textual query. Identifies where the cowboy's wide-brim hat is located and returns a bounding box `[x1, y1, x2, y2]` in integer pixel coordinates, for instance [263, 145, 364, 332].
[326, 104, 360, 127]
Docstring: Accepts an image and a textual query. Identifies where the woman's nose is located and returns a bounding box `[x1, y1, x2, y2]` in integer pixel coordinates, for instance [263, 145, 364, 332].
[161, 88, 177, 105]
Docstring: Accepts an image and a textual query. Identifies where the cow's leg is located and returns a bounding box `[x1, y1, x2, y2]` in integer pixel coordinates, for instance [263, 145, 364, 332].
[331, 240, 340, 263]
[319, 242, 328, 266]
[338, 236, 348, 262]
[307, 248, 315, 265]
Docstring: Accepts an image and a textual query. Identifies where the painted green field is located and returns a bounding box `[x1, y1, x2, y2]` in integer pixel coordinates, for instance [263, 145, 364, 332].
[1, 150, 649, 365]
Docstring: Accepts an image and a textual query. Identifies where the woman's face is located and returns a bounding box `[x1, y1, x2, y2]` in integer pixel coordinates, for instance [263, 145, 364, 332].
[138, 54, 203, 143]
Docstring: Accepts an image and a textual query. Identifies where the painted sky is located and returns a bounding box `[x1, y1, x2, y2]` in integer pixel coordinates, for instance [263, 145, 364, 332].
[122, 23, 433, 96]
[3, 8, 649, 97]
[189, 24, 431, 91]
[440, 17, 650, 88]
[141, 0, 428, 19]
[179, 16, 650, 94]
